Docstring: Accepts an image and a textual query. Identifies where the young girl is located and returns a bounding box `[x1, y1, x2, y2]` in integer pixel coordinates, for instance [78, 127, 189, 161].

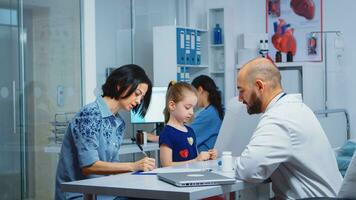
[159, 81, 217, 167]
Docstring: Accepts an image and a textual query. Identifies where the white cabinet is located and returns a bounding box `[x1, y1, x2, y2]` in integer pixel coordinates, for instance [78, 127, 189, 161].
[153, 26, 208, 87]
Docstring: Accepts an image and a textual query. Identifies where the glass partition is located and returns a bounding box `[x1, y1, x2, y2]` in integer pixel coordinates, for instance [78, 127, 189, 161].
[0, 0, 21, 198]
[0, 0, 82, 199]
[95, 0, 181, 139]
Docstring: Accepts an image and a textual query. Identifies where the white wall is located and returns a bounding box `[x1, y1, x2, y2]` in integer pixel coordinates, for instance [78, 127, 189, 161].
[133, 0, 178, 81]
[95, 0, 131, 89]
[86, 0, 356, 139]
[323, 0, 356, 138]
[188, 0, 356, 139]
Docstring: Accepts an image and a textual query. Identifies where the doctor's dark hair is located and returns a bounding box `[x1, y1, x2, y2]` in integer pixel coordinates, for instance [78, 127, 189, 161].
[163, 81, 197, 123]
[191, 75, 224, 120]
[102, 64, 152, 117]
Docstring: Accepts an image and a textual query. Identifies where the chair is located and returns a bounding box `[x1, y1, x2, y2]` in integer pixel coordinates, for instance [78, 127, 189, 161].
[338, 151, 356, 199]
[298, 151, 356, 200]
[214, 96, 260, 156]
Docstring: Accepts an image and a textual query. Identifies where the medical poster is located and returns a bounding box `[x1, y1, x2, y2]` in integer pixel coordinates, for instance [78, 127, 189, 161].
[267, 0, 322, 62]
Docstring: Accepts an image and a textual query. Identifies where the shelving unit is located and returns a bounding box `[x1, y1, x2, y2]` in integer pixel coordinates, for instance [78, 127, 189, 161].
[153, 26, 208, 87]
[152, 10, 232, 105]
[49, 112, 75, 144]
[208, 8, 226, 103]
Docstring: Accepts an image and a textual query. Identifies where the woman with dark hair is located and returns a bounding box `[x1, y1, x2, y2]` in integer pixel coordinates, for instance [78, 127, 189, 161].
[55, 64, 155, 200]
[191, 75, 224, 152]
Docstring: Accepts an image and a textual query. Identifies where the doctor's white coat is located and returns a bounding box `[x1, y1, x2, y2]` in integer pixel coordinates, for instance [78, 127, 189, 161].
[235, 93, 342, 200]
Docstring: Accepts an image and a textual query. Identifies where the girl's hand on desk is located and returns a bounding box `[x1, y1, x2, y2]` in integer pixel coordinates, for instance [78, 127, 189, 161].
[208, 149, 218, 160]
[196, 151, 210, 161]
[133, 157, 156, 171]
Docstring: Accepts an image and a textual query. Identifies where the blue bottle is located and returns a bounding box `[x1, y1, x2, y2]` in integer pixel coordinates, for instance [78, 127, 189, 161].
[213, 24, 222, 44]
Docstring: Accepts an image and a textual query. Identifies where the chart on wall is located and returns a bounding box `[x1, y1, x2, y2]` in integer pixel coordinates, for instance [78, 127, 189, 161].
[267, 0, 322, 62]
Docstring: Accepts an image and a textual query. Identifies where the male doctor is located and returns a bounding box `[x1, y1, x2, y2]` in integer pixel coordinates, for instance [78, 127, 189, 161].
[235, 58, 342, 199]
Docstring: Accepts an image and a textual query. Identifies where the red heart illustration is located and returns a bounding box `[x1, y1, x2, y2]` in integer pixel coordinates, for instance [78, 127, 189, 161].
[290, 0, 315, 20]
[272, 19, 297, 55]
[179, 149, 189, 158]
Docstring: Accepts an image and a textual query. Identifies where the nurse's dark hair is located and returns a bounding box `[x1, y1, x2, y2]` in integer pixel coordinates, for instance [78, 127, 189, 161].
[191, 75, 224, 120]
[163, 81, 197, 123]
[102, 64, 152, 117]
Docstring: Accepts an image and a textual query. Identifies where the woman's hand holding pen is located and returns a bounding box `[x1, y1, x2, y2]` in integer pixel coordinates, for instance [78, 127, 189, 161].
[133, 157, 156, 172]
[147, 133, 159, 142]
[208, 149, 218, 160]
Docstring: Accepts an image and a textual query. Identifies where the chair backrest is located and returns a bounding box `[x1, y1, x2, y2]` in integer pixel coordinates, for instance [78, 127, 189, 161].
[338, 151, 356, 198]
[214, 97, 260, 156]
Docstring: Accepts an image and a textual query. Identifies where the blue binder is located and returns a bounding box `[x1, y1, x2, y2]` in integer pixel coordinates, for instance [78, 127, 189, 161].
[186, 29, 196, 65]
[177, 66, 185, 81]
[176, 28, 186, 64]
[176, 66, 190, 82]
[196, 30, 201, 65]
[184, 67, 190, 82]
[184, 29, 191, 65]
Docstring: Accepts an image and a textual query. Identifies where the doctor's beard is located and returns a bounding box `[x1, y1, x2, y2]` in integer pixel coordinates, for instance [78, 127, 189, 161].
[247, 91, 262, 114]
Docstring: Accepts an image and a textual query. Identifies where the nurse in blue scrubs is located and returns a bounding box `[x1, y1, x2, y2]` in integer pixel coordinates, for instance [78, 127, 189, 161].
[191, 75, 224, 152]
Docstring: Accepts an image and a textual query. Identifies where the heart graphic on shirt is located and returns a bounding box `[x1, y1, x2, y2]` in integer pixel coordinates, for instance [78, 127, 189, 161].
[179, 149, 189, 158]
[187, 137, 194, 146]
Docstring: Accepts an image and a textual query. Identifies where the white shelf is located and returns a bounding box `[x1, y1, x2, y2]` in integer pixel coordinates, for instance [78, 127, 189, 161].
[274, 62, 305, 68]
[210, 44, 224, 48]
[177, 64, 208, 68]
[236, 61, 310, 69]
[208, 8, 226, 104]
[171, 25, 207, 32]
[210, 70, 225, 74]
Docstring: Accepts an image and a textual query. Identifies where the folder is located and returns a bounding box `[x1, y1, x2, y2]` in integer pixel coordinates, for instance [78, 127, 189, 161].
[177, 66, 185, 81]
[176, 28, 186, 64]
[184, 67, 190, 82]
[196, 30, 201, 65]
[186, 29, 196, 65]
[184, 29, 191, 65]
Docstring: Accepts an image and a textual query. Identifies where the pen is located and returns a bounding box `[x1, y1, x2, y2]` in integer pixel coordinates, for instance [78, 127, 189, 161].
[136, 143, 148, 157]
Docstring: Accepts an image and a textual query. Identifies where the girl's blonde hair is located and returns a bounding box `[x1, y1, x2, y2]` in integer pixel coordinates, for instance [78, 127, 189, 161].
[163, 81, 197, 123]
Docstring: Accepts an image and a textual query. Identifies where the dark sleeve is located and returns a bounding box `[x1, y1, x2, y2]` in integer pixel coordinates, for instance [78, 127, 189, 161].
[159, 128, 173, 149]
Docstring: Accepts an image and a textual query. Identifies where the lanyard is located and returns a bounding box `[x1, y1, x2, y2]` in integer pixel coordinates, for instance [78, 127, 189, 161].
[277, 93, 287, 102]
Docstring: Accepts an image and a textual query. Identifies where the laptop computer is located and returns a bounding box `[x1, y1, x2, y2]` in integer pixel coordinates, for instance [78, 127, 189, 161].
[157, 171, 236, 187]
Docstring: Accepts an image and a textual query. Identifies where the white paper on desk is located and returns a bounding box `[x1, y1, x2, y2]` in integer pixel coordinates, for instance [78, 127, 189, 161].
[142, 160, 218, 174]
[142, 168, 210, 174]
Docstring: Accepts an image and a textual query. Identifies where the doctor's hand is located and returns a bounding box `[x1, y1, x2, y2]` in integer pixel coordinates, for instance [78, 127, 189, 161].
[133, 157, 156, 172]
[208, 149, 218, 160]
[196, 151, 210, 161]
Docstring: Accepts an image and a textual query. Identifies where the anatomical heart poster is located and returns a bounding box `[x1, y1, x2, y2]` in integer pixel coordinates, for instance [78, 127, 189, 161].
[267, 0, 322, 62]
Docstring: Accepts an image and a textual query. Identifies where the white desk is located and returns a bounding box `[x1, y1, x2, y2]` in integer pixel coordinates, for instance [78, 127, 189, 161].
[61, 160, 269, 200]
